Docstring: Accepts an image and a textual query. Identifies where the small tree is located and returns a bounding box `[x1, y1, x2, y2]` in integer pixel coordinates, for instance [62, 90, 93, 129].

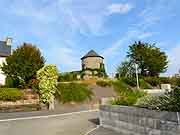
[1, 43, 45, 87]
[37, 64, 58, 110]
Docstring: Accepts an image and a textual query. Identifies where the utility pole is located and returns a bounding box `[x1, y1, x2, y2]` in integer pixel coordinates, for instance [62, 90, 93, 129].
[135, 64, 140, 89]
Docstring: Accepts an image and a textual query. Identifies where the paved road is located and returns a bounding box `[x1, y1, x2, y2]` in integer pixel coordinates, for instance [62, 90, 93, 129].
[0, 111, 99, 135]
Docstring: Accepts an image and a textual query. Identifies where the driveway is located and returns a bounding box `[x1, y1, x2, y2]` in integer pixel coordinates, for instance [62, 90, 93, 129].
[0, 111, 99, 135]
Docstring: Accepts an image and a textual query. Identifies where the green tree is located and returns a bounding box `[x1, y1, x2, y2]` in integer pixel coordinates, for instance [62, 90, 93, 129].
[1, 43, 45, 87]
[116, 60, 136, 78]
[127, 41, 168, 77]
[37, 64, 58, 110]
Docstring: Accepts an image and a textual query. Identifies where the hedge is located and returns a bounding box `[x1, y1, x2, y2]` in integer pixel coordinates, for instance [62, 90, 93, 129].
[0, 88, 23, 102]
[56, 83, 93, 103]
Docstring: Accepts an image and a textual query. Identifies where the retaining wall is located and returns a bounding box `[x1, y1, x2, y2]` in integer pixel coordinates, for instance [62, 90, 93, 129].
[100, 105, 180, 135]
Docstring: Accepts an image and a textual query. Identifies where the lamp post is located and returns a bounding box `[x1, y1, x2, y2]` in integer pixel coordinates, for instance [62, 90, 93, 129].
[135, 63, 140, 89]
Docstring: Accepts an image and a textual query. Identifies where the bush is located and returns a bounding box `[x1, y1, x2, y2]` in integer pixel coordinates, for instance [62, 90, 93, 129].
[58, 72, 78, 82]
[111, 96, 140, 106]
[111, 81, 146, 106]
[136, 87, 180, 112]
[96, 80, 112, 87]
[171, 77, 180, 87]
[28, 78, 39, 92]
[139, 79, 152, 89]
[135, 95, 163, 111]
[159, 77, 171, 84]
[121, 78, 137, 87]
[0, 88, 23, 101]
[5, 76, 19, 88]
[144, 77, 160, 87]
[37, 65, 58, 106]
[56, 83, 93, 103]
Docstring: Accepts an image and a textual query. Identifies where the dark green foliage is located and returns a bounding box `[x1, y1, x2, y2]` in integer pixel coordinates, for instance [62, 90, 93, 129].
[127, 41, 168, 77]
[135, 95, 162, 110]
[27, 77, 40, 92]
[56, 83, 93, 103]
[160, 87, 180, 112]
[111, 96, 138, 106]
[96, 80, 112, 87]
[0, 88, 23, 101]
[116, 61, 136, 78]
[139, 79, 152, 89]
[5, 76, 19, 88]
[136, 87, 180, 112]
[171, 76, 180, 87]
[111, 80, 146, 106]
[81, 67, 108, 78]
[1, 43, 45, 88]
[58, 72, 78, 82]
[159, 77, 171, 84]
[121, 78, 137, 87]
[144, 77, 161, 87]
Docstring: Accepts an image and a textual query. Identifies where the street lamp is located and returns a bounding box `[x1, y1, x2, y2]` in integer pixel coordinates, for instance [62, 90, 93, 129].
[135, 63, 140, 89]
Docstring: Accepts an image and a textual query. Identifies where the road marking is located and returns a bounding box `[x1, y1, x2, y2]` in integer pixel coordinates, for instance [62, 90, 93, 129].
[0, 109, 98, 122]
[84, 125, 100, 135]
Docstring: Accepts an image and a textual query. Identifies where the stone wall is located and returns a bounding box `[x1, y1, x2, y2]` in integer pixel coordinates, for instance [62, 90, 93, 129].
[100, 105, 180, 135]
[82, 57, 103, 69]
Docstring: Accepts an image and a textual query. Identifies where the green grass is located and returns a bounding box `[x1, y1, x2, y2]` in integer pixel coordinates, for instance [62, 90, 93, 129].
[56, 83, 93, 103]
[0, 88, 23, 102]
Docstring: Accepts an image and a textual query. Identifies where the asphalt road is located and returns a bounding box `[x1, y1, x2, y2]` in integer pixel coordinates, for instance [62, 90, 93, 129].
[0, 111, 99, 135]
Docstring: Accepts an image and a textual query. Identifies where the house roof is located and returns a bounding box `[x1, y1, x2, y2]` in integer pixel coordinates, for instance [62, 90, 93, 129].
[0, 41, 11, 57]
[81, 50, 104, 60]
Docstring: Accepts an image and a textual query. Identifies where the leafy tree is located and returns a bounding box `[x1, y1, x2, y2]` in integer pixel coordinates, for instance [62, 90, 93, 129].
[37, 64, 58, 110]
[116, 60, 136, 78]
[1, 43, 45, 87]
[127, 41, 168, 77]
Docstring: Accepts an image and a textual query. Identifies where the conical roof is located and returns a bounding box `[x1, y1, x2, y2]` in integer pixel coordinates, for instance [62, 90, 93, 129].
[81, 50, 104, 60]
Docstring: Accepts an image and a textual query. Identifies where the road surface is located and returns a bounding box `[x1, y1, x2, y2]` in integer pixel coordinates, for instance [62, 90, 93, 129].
[0, 111, 99, 135]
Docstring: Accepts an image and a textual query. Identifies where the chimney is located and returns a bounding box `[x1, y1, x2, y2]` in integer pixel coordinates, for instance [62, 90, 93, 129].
[5, 37, 13, 46]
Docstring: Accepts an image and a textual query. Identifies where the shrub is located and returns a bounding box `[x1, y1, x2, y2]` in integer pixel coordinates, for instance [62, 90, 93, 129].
[111, 80, 146, 106]
[144, 77, 160, 87]
[5, 76, 19, 88]
[135, 95, 163, 111]
[28, 78, 39, 92]
[159, 77, 171, 84]
[139, 79, 152, 89]
[37, 64, 58, 110]
[111, 96, 140, 106]
[56, 83, 93, 103]
[136, 87, 180, 112]
[96, 80, 112, 87]
[170, 77, 180, 87]
[121, 78, 137, 87]
[58, 72, 78, 82]
[161, 87, 180, 112]
[0, 88, 23, 101]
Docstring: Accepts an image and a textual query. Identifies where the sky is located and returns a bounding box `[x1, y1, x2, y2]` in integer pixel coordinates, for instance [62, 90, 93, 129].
[0, 0, 180, 76]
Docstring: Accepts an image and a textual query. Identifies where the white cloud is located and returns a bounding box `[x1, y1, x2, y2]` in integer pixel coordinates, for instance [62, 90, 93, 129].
[102, 0, 176, 59]
[107, 3, 133, 15]
[42, 45, 80, 72]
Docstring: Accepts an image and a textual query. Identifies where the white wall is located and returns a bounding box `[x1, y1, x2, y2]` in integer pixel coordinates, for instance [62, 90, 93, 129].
[0, 57, 6, 85]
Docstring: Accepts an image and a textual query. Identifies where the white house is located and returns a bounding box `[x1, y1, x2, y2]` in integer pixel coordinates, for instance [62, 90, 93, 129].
[0, 38, 12, 85]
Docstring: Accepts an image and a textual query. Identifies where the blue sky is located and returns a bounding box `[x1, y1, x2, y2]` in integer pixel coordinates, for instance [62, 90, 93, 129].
[0, 0, 180, 76]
